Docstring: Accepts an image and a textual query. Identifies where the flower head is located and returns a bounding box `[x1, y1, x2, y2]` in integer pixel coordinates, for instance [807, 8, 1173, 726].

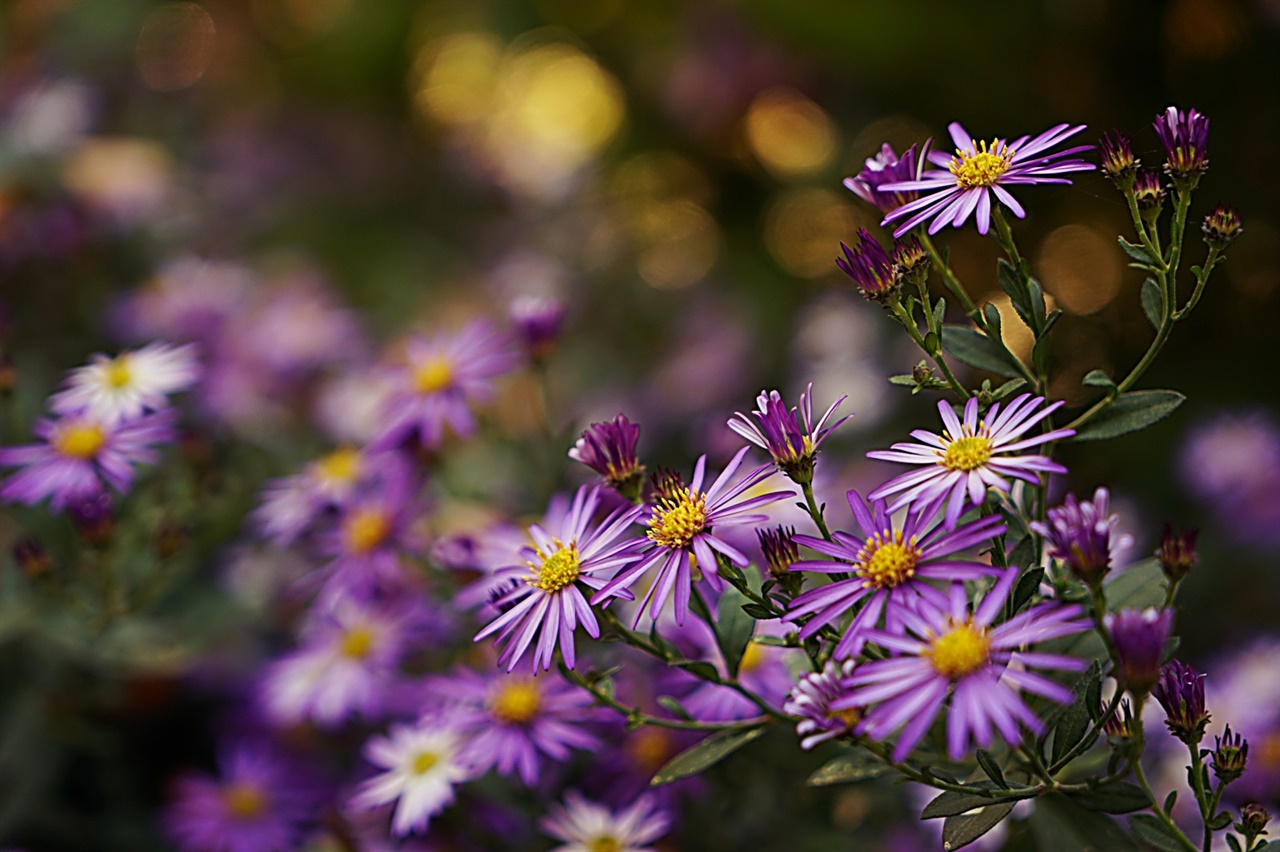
[843, 141, 932, 214]
[837, 568, 1090, 761]
[836, 229, 897, 301]
[1152, 659, 1210, 745]
[786, 489, 1005, 658]
[539, 791, 670, 852]
[569, 415, 645, 499]
[52, 341, 200, 424]
[1156, 524, 1198, 584]
[880, 122, 1094, 237]
[1134, 170, 1166, 219]
[727, 383, 849, 484]
[867, 394, 1075, 528]
[784, 658, 860, 750]
[1030, 486, 1132, 586]
[349, 723, 475, 836]
[0, 408, 175, 512]
[1202, 203, 1243, 250]
[1154, 106, 1209, 182]
[1105, 607, 1174, 695]
[592, 448, 790, 627]
[475, 485, 646, 672]
[1099, 130, 1138, 188]
[510, 295, 568, 363]
[1212, 725, 1249, 783]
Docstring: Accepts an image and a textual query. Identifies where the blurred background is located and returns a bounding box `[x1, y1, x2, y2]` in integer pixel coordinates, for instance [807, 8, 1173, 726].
[2, 0, 1279, 848]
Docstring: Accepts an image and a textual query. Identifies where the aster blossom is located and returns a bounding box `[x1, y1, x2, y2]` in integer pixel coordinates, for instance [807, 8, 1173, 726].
[836, 568, 1090, 761]
[1105, 607, 1174, 695]
[843, 140, 931, 214]
[727, 383, 849, 483]
[786, 490, 1006, 658]
[475, 485, 647, 672]
[880, 121, 1094, 237]
[349, 722, 475, 837]
[867, 393, 1075, 527]
[569, 414, 644, 497]
[1030, 486, 1133, 586]
[51, 341, 200, 424]
[1153, 106, 1209, 180]
[0, 408, 175, 512]
[592, 448, 791, 627]
[539, 791, 670, 852]
[784, 658, 860, 750]
[1151, 659, 1210, 745]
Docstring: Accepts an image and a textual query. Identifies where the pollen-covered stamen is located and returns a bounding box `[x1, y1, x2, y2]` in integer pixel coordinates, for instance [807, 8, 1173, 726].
[489, 679, 542, 724]
[647, 490, 708, 550]
[221, 782, 268, 820]
[315, 446, 361, 484]
[104, 357, 133, 389]
[339, 626, 376, 659]
[939, 433, 994, 472]
[587, 838, 623, 852]
[53, 423, 106, 460]
[855, 531, 921, 588]
[926, 620, 992, 679]
[527, 538, 581, 592]
[343, 508, 392, 554]
[949, 140, 1014, 189]
[413, 356, 454, 394]
[411, 751, 440, 774]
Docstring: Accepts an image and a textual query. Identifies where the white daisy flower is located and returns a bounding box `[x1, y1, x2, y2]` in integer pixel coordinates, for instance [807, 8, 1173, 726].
[540, 791, 670, 852]
[350, 723, 474, 837]
[52, 341, 200, 423]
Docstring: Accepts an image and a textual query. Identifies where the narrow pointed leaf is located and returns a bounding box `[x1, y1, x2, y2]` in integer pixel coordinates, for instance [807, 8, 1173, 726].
[650, 726, 767, 786]
[1070, 390, 1185, 442]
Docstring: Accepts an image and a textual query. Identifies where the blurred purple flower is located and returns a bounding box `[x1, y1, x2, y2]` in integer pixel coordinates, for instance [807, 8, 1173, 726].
[843, 141, 931, 214]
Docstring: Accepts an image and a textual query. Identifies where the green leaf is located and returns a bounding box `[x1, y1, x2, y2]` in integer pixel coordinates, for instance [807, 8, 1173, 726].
[1030, 794, 1140, 851]
[655, 695, 692, 720]
[933, 297, 947, 328]
[1067, 781, 1151, 814]
[923, 331, 940, 356]
[997, 259, 1035, 331]
[1008, 566, 1044, 617]
[1028, 277, 1048, 332]
[975, 750, 1007, 788]
[941, 326, 1023, 379]
[982, 302, 1003, 339]
[1070, 390, 1186, 442]
[650, 726, 767, 786]
[889, 374, 919, 386]
[1051, 660, 1104, 765]
[1042, 308, 1063, 336]
[943, 801, 1015, 851]
[1207, 811, 1233, 831]
[1226, 833, 1242, 852]
[1163, 790, 1178, 813]
[1082, 370, 1116, 389]
[921, 784, 1017, 819]
[741, 603, 774, 620]
[1118, 236, 1158, 265]
[1141, 278, 1165, 330]
[1129, 813, 1191, 852]
[990, 378, 1027, 402]
[805, 750, 889, 786]
[750, 634, 789, 647]
[672, 660, 720, 682]
[716, 586, 754, 678]
[1252, 841, 1280, 852]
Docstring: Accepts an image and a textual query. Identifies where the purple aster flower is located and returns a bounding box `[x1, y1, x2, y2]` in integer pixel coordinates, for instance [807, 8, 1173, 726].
[0, 408, 175, 512]
[1030, 486, 1132, 586]
[430, 668, 604, 786]
[539, 791, 670, 852]
[569, 414, 645, 499]
[372, 319, 518, 451]
[838, 568, 1090, 761]
[787, 490, 1005, 658]
[867, 394, 1075, 528]
[1153, 106, 1209, 180]
[836, 229, 898, 301]
[509, 295, 567, 363]
[784, 658, 860, 750]
[1152, 659, 1210, 746]
[51, 341, 200, 424]
[1105, 607, 1174, 695]
[1202, 203, 1243, 250]
[592, 448, 791, 627]
[349, 722, 476, 837]
[1098, 130, 1138, 187]
[165, 745, 315, 852]
[843, 141, 932, 214]
[880, 121, 1094, 237]
[727, 383, 849, 484]
[1133, 169, 1166, 217]
[475, 485, 646, 672]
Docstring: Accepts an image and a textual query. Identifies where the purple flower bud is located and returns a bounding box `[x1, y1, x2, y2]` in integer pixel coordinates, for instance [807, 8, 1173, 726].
[727, 384, 848, 484]
[1103, 698, 1136, 740]
[836, 229, 897, 302]
[1153, 106, 1209, 182]
[1201, 203, 1243, 250]
[1236, 803, 1270, 843]
[1104, 607, 1174, 695]
[1133, 170, 1166, 218]
[1212, 725, 1249, 783]
[1156, 524, 1198, 584]
[568, 415, 644, 500]
[1151, 660, 1210, 745]
[509, 295, 567, 364]
[1030, 486, 1130, 587]
[1099, 130, 1138, 187]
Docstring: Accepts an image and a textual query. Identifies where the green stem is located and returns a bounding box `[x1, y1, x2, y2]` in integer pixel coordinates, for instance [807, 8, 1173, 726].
[1047, 689, 1124, 774]
[1132, 712, 1200, 852]
[919, 232, 980, 320]
[887, 298, 969, 399]
[800, 481, 833, 542]
[560, 666, 769, 732]
[1122, 189, 1166, 269]
[1173, 247, 1220, 320]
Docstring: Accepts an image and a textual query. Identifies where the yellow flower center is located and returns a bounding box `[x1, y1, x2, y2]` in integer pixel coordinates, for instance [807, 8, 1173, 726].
[856, 532, 921, 589]
[490, 679, 542, 724]
[222, 782, 267, 820]
[738, 642, 766, 673]
[827, 707, 861, 729]
[104, 357, 133, 389]
[647, 490, 708, 549]
[926, 621, 992, 679]
[338, 626, 375, 659]
[413, 357, 454, 394]
[344, 508, 391, 554]
[53, 423, 106, 459]
[949, 140, 1014, 190]
[314, 447, 360, 485]
[411, 751, 439, 774]
[527, 539, 581, 593]
[940, 434, 993, 472]
[587, 839, 622, 852]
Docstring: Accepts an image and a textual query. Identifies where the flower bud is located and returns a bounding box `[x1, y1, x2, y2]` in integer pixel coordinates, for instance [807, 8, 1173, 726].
[1156, 524, 1198, 585]
[1154, 106, 1209, 187]
[1099, 130, 1138, 189]
[1133, 171, 1166, 223]
[758, 525, 804, 598]
[1104, 607, 1174, 696]
[1201, 204, 1243, 250]
[1237, 803, 1270, 845]
[1030, 487, 1129, 588]
[1151, 660, 1210, 745]
[68, 493, 114, 546]
[837, 229, 898, 302]
[569, 415, 644, 501]
[1103, 698, 1136, 741]
[509, 295, 567, 365]
[1211, 724, 1248, 784]
[892, 236, 929, 286]
[912, 361, 934, 385]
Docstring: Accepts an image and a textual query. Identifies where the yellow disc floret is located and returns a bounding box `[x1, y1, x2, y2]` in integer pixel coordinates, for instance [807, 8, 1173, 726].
[104, 356, 133, 389]
[587, 839, 622, 852]
[221, 782, 267, 820]
[339, 626, 376, 659]
[490, 679, 542, 724]
[856, 531, 921, 589]
[314, 447, 361, 485]
[53, 423, 106, 460]
[411, 751, 439, 774]
[528, 539, 580, 593]
[949, 140, 1014, 190]
[413, 356, 454, 394]
[344, 508, 392, 554]
[926, 620, 992, 679]
[940, 434, 993, 472]
[647, 491, 708, 550]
